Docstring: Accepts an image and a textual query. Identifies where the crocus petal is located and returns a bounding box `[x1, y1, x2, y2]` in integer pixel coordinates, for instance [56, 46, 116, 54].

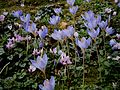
[106, 27, 114, 35]
[67, 0, 75, 6]
[109, 39, 117, 46]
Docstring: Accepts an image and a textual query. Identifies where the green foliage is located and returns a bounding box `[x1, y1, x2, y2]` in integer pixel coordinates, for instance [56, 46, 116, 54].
[0, 0, 120, 90]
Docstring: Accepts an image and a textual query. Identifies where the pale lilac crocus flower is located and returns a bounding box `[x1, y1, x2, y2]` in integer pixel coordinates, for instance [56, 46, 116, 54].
[12, 10, 22, 18]
[69, 6, 78, 15]
[60, 52, 72, 65]
[30, 54, 48, 72]
[67, 0, 75, 6]
[54, 8, 62, 14]
[20, 14, 30, 23]
[105, 27, 114, 35]
[49, 15, 60, 25]
[38, 26, 48, 39]
[76, 37, 91, 49]
[116, 34, 120, 40]
[51, 29, 64, 40]
[109, 39, 117, 46]
[62, 26, 75, 38]
[0, 15, 5, 22]
[39, 76, 55, 90]
[99, 20, 108, 29]
[28, 65, 36, 72]
[87, 28, 100, 38]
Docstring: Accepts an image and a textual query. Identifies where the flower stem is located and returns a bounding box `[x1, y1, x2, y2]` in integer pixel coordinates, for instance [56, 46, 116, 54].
[26, 35, 29, 57]
[82, 49, 85, 90]
[102, 31, 107, 60]
[95, 41, 102, 82]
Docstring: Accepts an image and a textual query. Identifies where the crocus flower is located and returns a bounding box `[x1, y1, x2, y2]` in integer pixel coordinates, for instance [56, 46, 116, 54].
[28, 65, 36, 72]
[3, 12, 8, 16]
[76, 37, 91, 49]
[87, 28, 100, 38]
[82, 10, 98, 29]
[54, 8, 62, 14]
[51, 29, 64, 40]
[118, 3, 120, 7]
[21, 3, 24, 7]
[113, 11, 117, 16]
[50, 48, 57, 54]
[69, 6, 78, 15]
[20, 14, 30, 23]
[30, 54, 48, 72]
[105, 27, 114, 35]
[38, 26, 48, 38]
[105, 8, 112, 13]
[12, 10, 22, 18]
[6, 37, 15, 49]
[0, 15, 5, 22]
[60, 52, 72, 65]
[49, 15, 60, 25]
[116, 34, 120, 40]
[62, 26, 75, 38]
[112, 43, 120, 50]
[67, 0, 75, 6]
[99, 20, 108, 29]
[32, 48, 40, 55]
[114, 0, 118, 3]
[109, 39, 117, 46]
[39, 76, 55, 90]
[24, 22, 38, 35]
[6, 41, 14, 49]
[74, 32, 79, 37]
[82, 10, 95, 22]
[14, 34, 24, 42]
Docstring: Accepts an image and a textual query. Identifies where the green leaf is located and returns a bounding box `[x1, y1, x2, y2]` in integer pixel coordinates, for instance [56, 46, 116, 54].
[104, 61, 110, 67]
[0, 47, 5, 55]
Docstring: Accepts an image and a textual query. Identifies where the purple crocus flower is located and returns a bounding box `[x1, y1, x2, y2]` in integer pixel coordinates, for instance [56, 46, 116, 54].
[39, 76, 55, 90]
[12, 10, 22, 18]
[105, 27, 114, 35]
[116, 34, 120, 40]
[0, 15, 5, 22]
[20, 14, 30, 23]
[82, 10, 98, 29]
[112, 43, 120, 50]
[87, 28, 100, 38]
[109, 39, 117, 46]
[38, 26, 48, 38]
[30, 54, 48, 72]
[54, 8, 62, 14]
[51, 29, 64, 40]
[69, 6, 78, 15]
[75, 37, 91, 49]
[82, 10, 95, 22]
[24, 22, 37, 33]
[99, 20, 108, 29]
[67, 0, 75, 6]
[60, 52, 72, 65]
[62, 26, 75, 38]
[49, 15, 60, 25]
